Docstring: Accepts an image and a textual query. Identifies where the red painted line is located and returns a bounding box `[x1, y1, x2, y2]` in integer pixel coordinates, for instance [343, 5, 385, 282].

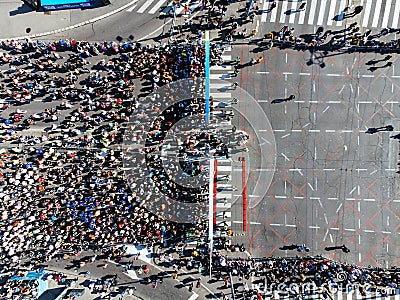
[242, 159, 247, 232]
[213, 159, 218, 229]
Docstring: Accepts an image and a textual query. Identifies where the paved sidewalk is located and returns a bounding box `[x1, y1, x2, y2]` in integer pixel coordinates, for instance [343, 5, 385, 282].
[0, 0, 136, 40]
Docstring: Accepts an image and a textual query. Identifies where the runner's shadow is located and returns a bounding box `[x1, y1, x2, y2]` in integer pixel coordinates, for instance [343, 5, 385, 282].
[9, 3, 33, 16]
[284, 9, 297, 15]
[332, 12, 345, 21]
[271, 99, 287, 104]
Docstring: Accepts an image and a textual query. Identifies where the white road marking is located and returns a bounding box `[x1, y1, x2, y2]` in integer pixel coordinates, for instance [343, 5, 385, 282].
[371, 0, 383, 27]
[307, 0, 318, 24]
[127, 3, 137, 12]
[148, 0, 167, 14]
[289, 0, 297, 23]
[280, 0, 289, 23]
[392, 0, 400, 28]
[381, 0, 392, 28]
[362, 0, 373, 27]
[336, 0, 347, 26]
[137, 0, 156, 13]
[327, 0, 337, 26]
[317, 0, 327, 25]
[261, 0, 269, 23]
[270, 0, 279, 23]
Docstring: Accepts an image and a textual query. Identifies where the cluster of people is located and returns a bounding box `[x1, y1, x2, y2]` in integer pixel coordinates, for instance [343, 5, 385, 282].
[0, 37, 235, 287]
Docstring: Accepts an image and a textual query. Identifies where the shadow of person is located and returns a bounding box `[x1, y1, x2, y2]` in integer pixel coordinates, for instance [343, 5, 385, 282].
[366, 60, 378, 66]
[368, 66, 378, 72]
[9, 3, 34, 16]
[271, 99, 286, 104]
[332, 13, 345, 21]
[284, 9, 296, 15]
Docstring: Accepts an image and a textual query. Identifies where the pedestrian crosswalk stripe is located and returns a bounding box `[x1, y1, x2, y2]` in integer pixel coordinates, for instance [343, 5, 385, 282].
[326, 0, 337, 26]
[221, 55, 231, 61]
[210, 83, 231, 89]
[216, 211, 231, 217]
[298, 1, 306, 24]
[210, 74, 231, 80]
[148, 0, 166, 14]
[381, 0, 392, 28]
[137, 0, 155, 13]
[392, 0, 400, 27]
[210, 65, 232, 71]
[216, 193, 232, 199]
[210, 92, 231, 98]
[218, 166, 232, 172]
[372, 0, 383, 27]
[217, 183, 232, 188]
[280, 0, 289, 23]
[216, 221, 231, 227]
[261, 0, 269, 23]
[270, 0, 278, 22]
[288, 1, 297, 24]
[337, 291, 343, 300]
[216, 203, 231, 208]
[362, 0, 372, 27]
[308, 0, 318, 24]
[126, 4, 137, 12]
[317, 0, 327, 25]
[336, 0, 347, 26]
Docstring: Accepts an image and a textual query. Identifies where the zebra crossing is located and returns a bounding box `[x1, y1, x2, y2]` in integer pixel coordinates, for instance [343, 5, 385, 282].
[209, 45, 235, 232]
[260, 0, 400, 29]
[125, 0, 201, 15]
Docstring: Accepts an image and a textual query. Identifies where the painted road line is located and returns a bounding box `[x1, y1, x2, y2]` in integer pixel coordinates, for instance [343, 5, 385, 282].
[317, 0, 327, 25]
[216, 193, 232, 199]
[326, 0, 337, 26]
[308, 0, 318, 24]
[261, 0, 269, 23]
[381, 0, 392, 28]
[218, 165, 232, 172]
[270, 0, 279, 22]
[298, 0, 306, 24]
[210, 83, 231, 89]
[210, 92, 231, 98]
[188, 293, 199, 300]
[148, 0, 167, 14]
[392, 0, 400, 28]
[336, 0, 347, 26]
[371, 0, 383, 27]
[126, 3, 137, 12]
[216, 203, 231, 208]
[279, 0, 289, 23]
[210, 65, 232, 71]
[289, 0, 297, 23]
[137, 0, 156, 13]
[362, 0, 373, 27]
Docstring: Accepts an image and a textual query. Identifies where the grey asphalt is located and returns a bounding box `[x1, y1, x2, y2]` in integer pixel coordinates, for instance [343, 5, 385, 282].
[227, 44, 400, 268]
[0, 0, 170, 42]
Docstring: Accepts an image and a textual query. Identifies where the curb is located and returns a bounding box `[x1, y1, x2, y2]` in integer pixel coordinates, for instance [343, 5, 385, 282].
[0, 0, 140, 42]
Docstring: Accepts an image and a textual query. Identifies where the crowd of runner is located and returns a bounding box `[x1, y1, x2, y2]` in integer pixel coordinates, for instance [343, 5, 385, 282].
[0, 2, 399, 297]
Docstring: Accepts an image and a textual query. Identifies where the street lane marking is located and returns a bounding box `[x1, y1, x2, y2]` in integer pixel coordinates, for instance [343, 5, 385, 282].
[289, 0, 297, 23]
[188, 293, 199, 300]
[261, 0, 269, 23]
[270, 0, 279, 23]
[326, 0, 337, 26]
[317, 0, 327, 25]
[392, 0, 400, 28]
[336, 0, 347, 26]
[148, 0, 167, 14]
[126, 3, 137, 12]
[137, 0, 156, 13]
[362, 0, 373, 27]
[371, 0, 383, 27]
[308, 0, 318, 24]
[381, 0, 392, 28]
[279, 0, 289, 23]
